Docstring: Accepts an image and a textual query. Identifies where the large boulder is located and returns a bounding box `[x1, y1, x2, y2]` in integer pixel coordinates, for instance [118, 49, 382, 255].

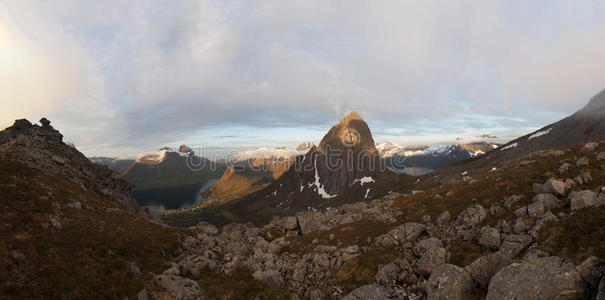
[414, 238, 443, 257]
[415, 247, 447, 276]
[456, 205, 488, 228]
[375, 262, 399, 284]
[196, 221, 218, 235]
[478, 227, 501, 251]
[576, 256, 605, 287]
[464, 252, 512, 288]
[179, 255, 218, 278]
[570, 190, 604, 211]
[425, 264, 475, 300]
[499, 234, 532, 258]
[377, 223, 425, 248]
[486, 256, 585, 300]
[295, 210, 326, 234]
[532, 193, 563, 210]
[542, 178, 567, 197]
[153, 274, 203, 300]
[342, 284, 389, 300]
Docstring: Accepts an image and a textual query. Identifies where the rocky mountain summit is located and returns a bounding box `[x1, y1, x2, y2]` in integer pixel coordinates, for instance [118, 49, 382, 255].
[0, 118, 139, 213]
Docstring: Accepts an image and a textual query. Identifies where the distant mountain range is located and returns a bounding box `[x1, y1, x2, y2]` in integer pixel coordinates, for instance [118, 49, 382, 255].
[377, 141, 499, 174]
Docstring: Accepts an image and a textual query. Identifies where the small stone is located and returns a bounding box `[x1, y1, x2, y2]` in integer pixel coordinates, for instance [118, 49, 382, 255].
[597, 152, 605, 161]
[51, 155, 66, 165]
[527, 200, 545, 218]
[435, 211, 451, 225]
[129, 263, 142, 278]
[558, 162, 570, 174]
[421, 215, 432, 224]
[583, 142, 599, 152]
[576, 157, 590, 167]
[489, 205, 505, 217]
[512, 218, 528, 234]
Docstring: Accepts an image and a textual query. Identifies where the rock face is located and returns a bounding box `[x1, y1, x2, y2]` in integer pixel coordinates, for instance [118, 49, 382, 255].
[153, 275, 203, 300]
[425, 264, 474, 300]
[465, 252, 512, 288]
[486, 256, 586, 300]
[300, 112, 380, 196]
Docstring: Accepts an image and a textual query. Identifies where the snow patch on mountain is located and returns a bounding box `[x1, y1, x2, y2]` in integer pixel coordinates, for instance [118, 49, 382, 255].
[376, 142, 460, 158]
[135, 149, 189, 164]
[308, 157, 337, 199]
[234, 147, 307, 161]
[353, 176, 375, 186]
[500, 143, 518, 151]
[528, 128, 552, 140]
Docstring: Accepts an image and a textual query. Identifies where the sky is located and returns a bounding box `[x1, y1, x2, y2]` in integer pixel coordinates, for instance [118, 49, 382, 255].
[2, 0, 605, 157]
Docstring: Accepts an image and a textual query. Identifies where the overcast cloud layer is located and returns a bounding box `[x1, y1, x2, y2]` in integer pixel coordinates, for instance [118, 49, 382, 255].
[2, 0, 605, 156]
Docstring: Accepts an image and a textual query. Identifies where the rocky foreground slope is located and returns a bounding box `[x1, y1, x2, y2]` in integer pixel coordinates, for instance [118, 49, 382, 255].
[156, 139, 605, 299]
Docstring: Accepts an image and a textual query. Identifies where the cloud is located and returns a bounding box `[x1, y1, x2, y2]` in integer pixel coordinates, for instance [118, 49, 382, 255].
[2, 0, 605, 156]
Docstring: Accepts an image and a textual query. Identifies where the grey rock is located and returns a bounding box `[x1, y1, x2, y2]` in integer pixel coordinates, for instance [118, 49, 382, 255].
[478, 227, 501, 251]
[529, 211, 558, 238]
[558, 162, 570, 174]
[129, 263, 142, 278]
[532, 193, 563, 210]
[598, 277, 605, 300]
[414, 238, 444, 257]
[512, 218, 528, 234]
[162, 267, 180, 276]
[48, 215, 62, 231]
[514, 206, 528, 218]
[496, 220, 512, 234]
[154, 274, 203, 300]
[527, 200, 545, 218]
[196, 222, 218, 235]
[489, 205, 505, 217]
[584, 142, 599, 152]
[386, 223, 426, 246]
[465, 252, 512, 288]
[435, 211, 451, 225]
[253, 269, 284, 287]
[597, 152, 605, 161]
[421, 215, 432, 223]
[375, 262, 399, 284]
[486, 256, 585, 300]
[425, 264, 474, 300]
[573, 171, 593, 186]
[342, 284, 388, 300]
[283, 216, 298, 230]
[179, 255, 218, 278]
[456, 204, 488, 228]
[295, 210, 326, 234]
[576, 256, 605, 287]
[499, 234, 532, 258]
[542, 178, 567, 197]
[308, 289, 324, 300]
[570, 190, 603, 211]
[521, 248, 550, 262]
[576, 156, 590, 167]
[137, 288, 150, 300]
[415, 247, 447, 276]
[504, 195, 524, 209]
[51, 155, 66, 165]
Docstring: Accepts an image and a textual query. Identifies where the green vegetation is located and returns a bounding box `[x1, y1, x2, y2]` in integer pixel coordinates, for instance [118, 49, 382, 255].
[197, 268, 293, 300]
[335, 249, 400, 287]
[0, 155, 183, 299]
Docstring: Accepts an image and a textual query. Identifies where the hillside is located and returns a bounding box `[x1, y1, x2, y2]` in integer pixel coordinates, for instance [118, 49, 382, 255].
[0, 119, 184, 298]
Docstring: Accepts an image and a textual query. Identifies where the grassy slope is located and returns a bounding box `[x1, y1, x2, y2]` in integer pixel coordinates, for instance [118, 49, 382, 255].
[0, 155, 184, 299]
